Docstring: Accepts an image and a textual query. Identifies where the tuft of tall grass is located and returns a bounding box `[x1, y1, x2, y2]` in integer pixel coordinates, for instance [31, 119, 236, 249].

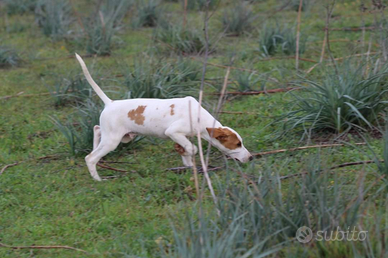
[154, 24, 210, 55]
[163, 152, 379, 257]
[0, 46, 22, 68]
[259, 24, 284, 56]
[233, 70, 269, 92]
[34, 0, 74, 40]
[4, 0, 37, 15]
[259, 24, 307, 56]
[183, 0, 219, 11]
[132, 0, 163, 28]
[84, 0, 132, 55]
[46, 72, 94, 107]
[123, 57, 200, 99]
[222, 2, 256, 36]
[279, 60, 388, 138]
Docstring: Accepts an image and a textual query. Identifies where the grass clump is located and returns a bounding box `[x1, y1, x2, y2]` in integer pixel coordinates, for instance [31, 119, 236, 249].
[0, 46, 22, 68]
[4, 0, 37, 15]
[132, 0, 163, 28]
[34, 0, 74, 40]
[46, 73, 94, 108]
[123, 57, 200, 99]
[84, 0, 132, 55]
[154, 24, 210, 55]
[222, 2, 256, 36]
[163, 153, 378, 257]
[232, 70, 269, 92]
[279, 60, 388, 138]
[183, 0, 219, 11]
[259, 24, 307, 56]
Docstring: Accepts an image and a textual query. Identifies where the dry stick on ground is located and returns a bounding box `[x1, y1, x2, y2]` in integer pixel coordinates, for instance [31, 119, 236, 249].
[213, 87, 299, 96]
[0, 242, 89, 254]
[295, 0, 303, 69]
[326, 26, 376, 31]
[253, 142, 366, 157]
[0, 162, 19, 176]
[97, 163, 133, 173]
[278, 160, 383, 180]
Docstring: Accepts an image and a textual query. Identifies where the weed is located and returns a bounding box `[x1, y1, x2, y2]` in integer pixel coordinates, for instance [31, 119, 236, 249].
[0, 46, 22, 68]
[34, 0, 74, 40]
[4, 0, 37, 15]
[123, 57, 199, 99]
[232, 70, 269, 92]
[259, 24, 284, 56]
[46, 72, 93, 107]
[279, 60, 388, 138]
[83, 1, 132, 55]
[183, 0, 218, 11]
[222, 2, 256, 36]
[132, 0, 163, 28]
[259, 24, 307, 56]
[154, 24, 210, 55]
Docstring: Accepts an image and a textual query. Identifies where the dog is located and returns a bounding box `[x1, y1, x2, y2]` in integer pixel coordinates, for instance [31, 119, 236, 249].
[75, 53, 253, 181]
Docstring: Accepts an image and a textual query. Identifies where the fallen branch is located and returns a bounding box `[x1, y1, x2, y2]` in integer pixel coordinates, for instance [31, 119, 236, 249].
[214, 87, 299, 96]
[0, 162, 19, 175]
[253, 142, 366, 157]
[0, 242, 89, 254]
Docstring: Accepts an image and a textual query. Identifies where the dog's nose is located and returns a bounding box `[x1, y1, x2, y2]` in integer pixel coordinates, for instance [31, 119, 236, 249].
[249, 156, 254, 161]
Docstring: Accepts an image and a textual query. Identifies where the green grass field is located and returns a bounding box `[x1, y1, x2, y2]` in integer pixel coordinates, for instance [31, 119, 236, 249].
[1, 0, 387, 257]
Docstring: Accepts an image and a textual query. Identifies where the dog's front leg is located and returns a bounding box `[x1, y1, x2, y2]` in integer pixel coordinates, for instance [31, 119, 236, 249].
[166, 128, 197, 167]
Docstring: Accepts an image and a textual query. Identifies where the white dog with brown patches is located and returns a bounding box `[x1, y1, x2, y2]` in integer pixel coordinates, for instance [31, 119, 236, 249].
[75, 54, 252, 181]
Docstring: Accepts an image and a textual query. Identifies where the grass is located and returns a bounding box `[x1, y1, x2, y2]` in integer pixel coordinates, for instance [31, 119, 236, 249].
[279, 59, 388, 138]
[34, 0, 74, 40]
[222, 2, 257, 36]
[0, 46, 22, 68]
[0, 0, 387, 257]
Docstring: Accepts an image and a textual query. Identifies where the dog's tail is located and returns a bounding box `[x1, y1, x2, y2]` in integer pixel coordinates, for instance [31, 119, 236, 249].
[75, 53, 111, 105]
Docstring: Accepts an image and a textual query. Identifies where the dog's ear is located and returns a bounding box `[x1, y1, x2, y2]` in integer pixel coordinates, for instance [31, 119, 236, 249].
[206, 127, 228, 142]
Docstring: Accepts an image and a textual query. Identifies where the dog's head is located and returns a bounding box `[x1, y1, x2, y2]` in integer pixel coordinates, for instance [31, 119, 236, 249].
[206, 127, 253, 163]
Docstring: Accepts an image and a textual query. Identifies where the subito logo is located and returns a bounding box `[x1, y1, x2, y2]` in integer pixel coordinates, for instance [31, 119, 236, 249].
[296, 226, 313, 243]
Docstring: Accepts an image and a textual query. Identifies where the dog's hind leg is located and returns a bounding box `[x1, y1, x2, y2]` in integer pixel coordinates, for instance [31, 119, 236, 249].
[85, 135, 122, 181]
[93, 125, 101, 150]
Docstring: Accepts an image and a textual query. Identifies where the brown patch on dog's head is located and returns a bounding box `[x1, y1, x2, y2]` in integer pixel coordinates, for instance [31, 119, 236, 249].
[128, 105, 147, 125]
[206, 127, 242, 150]
[174, 143, 185, 155]
[170, 104, 175, 116]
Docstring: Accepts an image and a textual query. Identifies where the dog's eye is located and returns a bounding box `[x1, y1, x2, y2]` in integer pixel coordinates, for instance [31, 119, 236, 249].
[237, 142, 242, 147]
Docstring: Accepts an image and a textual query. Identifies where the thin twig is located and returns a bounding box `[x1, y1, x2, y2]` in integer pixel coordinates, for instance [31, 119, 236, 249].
[295, 0, 303, 69]
[253, 142, 366, 157]
[0, 163, 19, 175]
[97, 163, 134, 173]
[0, 242, 89, 254]
[196, 0, 219, 213]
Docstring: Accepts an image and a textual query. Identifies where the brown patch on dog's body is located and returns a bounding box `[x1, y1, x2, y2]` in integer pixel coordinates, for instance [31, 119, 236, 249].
[128, 105, 147, 125]
[174, 143, 185, 155]
[206, 127, 241, 150]
[170, 104, 175, 116]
